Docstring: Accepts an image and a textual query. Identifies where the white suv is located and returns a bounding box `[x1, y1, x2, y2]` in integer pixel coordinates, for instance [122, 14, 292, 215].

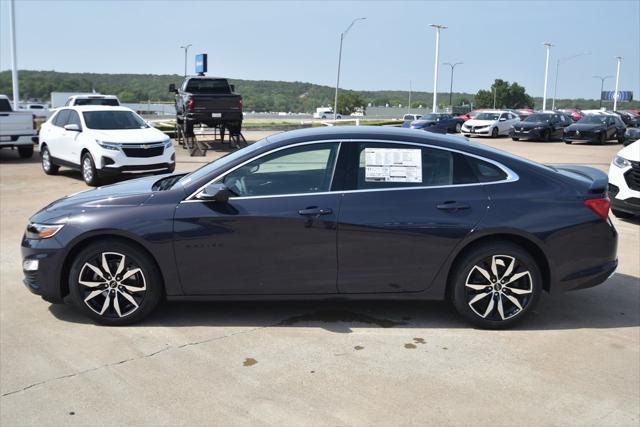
[39, 106, 175, 186]
[608, 141, 640, 218]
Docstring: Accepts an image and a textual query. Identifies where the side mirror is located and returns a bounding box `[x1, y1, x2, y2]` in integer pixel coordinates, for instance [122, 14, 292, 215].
[196, 183, 230, 202]
[64, 124, 81, 132]
[230, 84, 235, 92]
[169, 83, 176, 93]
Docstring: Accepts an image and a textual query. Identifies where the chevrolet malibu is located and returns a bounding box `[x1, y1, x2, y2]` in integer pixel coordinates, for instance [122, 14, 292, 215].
[22, 127, 618, 328]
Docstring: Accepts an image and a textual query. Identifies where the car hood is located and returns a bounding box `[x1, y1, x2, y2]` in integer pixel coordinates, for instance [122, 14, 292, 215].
[566, 123, 604, 131]
[464, 119, 496, 127]
[31, 175, 165, 223]
[89, 127, 167, 144]
[618, 141, 640, 161]
[516, 121, 548, 129]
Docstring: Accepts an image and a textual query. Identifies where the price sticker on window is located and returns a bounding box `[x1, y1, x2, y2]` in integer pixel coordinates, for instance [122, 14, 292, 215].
[364, 148, 422, 183]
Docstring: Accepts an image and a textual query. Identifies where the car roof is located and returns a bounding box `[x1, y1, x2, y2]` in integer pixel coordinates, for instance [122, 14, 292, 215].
[61, 105, 134, 112]
[70, 94, 118, 99]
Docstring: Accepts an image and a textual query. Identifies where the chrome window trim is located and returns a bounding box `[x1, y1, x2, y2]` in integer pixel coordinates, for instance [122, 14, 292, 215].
[182, 138, 519, 203]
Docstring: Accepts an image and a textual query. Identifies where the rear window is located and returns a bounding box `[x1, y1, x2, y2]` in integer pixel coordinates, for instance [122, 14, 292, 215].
[0, 98, 12, 112]
[74, 98, 120, 106]
[185, 79, 231, 94]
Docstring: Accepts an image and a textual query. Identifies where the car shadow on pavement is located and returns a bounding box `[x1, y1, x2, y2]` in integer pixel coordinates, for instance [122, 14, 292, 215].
[48, 273, 639, 332]
[0, 149, 40, 164]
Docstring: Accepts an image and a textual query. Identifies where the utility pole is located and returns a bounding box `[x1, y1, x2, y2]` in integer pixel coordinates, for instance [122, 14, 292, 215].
[429, 24, 447, 113]
[180, 44, 192, 77]
[592, 75, 613, 109]
[334, 18, 366, 120]
[542, 42, 553, 111]
[9, 0, 20, 110]
[613, 56, 623, 111]
[443, 62, 462, 110]
[408, 80, 412, 114]
[493, 85, 497, 109]
[552, 52, 590, 110]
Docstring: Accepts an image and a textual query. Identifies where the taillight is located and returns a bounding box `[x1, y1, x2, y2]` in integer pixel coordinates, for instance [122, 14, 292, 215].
[187, 96, 195, 111]
[585, 197, 610, 220]
[239, 96, 243, 111]
[32, 114, 37, 130]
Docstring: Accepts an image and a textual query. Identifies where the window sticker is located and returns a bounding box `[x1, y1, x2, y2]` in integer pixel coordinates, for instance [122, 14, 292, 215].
[364, 148, 422, 183]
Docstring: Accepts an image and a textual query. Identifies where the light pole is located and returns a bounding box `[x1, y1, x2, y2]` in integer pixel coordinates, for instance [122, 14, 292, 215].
[493, 85, 497, 109]
[408, 80, 412, 114]
[542, 42, 553, 111]
[334, 17, 366, 120]
[429, 24, 447, 113]
[443, 62, 462, 110]
[552, 52, 590, 110]
[9, 0, 19, 110]
[180, 44, 192, 77]
[613, 56, 623, 111]
[593, 75, 613, 108]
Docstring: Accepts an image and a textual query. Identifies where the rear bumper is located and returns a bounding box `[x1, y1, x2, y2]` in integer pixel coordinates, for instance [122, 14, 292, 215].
[0, 134, 36, 147]
[558, 259, 618, 291]
[184, 112, 243, 126]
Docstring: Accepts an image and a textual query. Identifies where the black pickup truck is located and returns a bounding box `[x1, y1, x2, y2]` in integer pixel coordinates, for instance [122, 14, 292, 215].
[170, 76, 243, 135]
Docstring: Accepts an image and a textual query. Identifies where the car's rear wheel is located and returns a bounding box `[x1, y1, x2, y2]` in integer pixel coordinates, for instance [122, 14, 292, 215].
[41, 145, 59, 175]
[599, 132, 607, 145]
[451, 242, 542, 329]
[491, 127, 499, 138]
[81, 152, 101, 186]
[18, 145, 34, 158]
[617, 132, 624, 144]
[511, 137, 519, 141]
[68, 240, 163, 325]
[542, 130, 551, 142]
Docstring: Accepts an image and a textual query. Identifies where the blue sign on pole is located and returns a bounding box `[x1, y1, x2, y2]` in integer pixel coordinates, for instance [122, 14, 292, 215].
[601, 91, 633, 102]
[195, 54, 208, 74]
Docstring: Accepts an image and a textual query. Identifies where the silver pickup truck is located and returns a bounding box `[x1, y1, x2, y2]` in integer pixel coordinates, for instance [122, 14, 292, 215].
[0, 95, 38, 158]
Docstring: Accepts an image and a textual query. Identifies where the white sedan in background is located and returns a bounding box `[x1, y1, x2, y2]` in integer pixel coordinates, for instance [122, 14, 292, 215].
[608, 141, 640, 218]
[462, 110, 520, 138]
[39, 106, 175, 186]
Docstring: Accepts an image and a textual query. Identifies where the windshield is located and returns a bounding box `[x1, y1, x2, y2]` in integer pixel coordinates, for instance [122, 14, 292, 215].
[74, 98, 119, 106]
[475, 112, 500, 121]
[82, 111, 148, 130]
[578, 115, 607, 124]
[524, 114, 552, 122]
[185, 79, 231, 94]
[177, 138, 271, 187]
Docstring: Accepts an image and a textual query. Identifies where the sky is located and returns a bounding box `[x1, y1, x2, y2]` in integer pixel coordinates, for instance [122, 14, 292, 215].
[0, 0, 638, 99]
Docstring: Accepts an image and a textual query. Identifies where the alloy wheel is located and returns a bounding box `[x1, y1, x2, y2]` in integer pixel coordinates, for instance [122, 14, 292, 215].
[42, 149, 51, 171]
[82, 157, 93, 183]
[78, 252, 147, 318]
[464, 254, 533, 321]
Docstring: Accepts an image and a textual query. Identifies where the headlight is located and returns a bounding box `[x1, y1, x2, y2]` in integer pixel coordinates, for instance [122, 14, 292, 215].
[613, 155, 631, 169]
[164, 139, 173, 149]
[25, 223, 64, 239]
[96, 140, 120, 151]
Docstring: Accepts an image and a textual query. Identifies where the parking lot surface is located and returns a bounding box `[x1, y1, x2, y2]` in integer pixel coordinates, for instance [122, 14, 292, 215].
[1, 132, 638, 426]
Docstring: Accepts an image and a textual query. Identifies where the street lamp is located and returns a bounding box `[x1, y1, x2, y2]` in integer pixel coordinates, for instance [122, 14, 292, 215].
[430, 24, 447, 113]
[542, 42, 553, 111]
[552, 52, 590, 110]
[613, 56, 623, 111]
[443, 62, 462, 110]
[9, 0, 19, 110]
[334, 17, 366, 120]
[593, 75, 613, 108]
[180, 44, 192, 77]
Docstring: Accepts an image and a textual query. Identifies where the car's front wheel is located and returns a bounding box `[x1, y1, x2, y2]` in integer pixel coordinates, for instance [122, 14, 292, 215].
[81, 152, 101, 186]
[491, 127, 499, 138]
[68, 240, 163, 325]
[451, 242, 542, 329]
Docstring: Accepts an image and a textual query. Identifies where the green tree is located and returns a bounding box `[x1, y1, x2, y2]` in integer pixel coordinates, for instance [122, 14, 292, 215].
[337, 91, 365, 115]
[475, 79, 533, 109]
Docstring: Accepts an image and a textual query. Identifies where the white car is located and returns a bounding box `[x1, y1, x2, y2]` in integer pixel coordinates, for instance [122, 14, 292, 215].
[461, 110, 520, 137]
[608, 141, 640, 218]
[39, 106, 175, 186]
[65, 94, 120, 107]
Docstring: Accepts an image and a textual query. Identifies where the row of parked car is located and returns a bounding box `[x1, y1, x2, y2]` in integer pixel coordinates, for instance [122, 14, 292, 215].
[402, 108, 640, 146]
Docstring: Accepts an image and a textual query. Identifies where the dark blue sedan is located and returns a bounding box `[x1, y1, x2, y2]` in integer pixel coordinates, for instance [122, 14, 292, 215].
[404, 113, 464, 133]
[21, 127, 617, 328]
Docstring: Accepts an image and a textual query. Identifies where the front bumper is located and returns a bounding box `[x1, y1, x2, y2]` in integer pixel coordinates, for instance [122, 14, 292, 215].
[462, 127, 491, 136]
[21, 235, 67, 303]
[102, 162, 175, 175]
[510, 128, 544, 139]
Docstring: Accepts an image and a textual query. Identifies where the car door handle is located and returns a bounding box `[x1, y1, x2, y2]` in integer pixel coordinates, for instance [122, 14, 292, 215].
[298, 207, 333, 216]
[436, 201, 470, 211]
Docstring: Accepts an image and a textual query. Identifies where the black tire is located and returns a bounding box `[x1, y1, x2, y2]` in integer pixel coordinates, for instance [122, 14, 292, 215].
[511, 137, 519, 141]
[617, 133, 624, 144]
[542, 130, 551, 142]
[455, 122, 462, 133]
[40, 145, 59, 175]
[612, 209, 634, 219]
[599, 132, 607, 145]
[81, 152, 101, 187]
[565, 140, 572, 145]
[68, 239, 163, 326]
[451, 242, 542, 329]
[491, 127, 499, 138]
[18, 145, 34, 158]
